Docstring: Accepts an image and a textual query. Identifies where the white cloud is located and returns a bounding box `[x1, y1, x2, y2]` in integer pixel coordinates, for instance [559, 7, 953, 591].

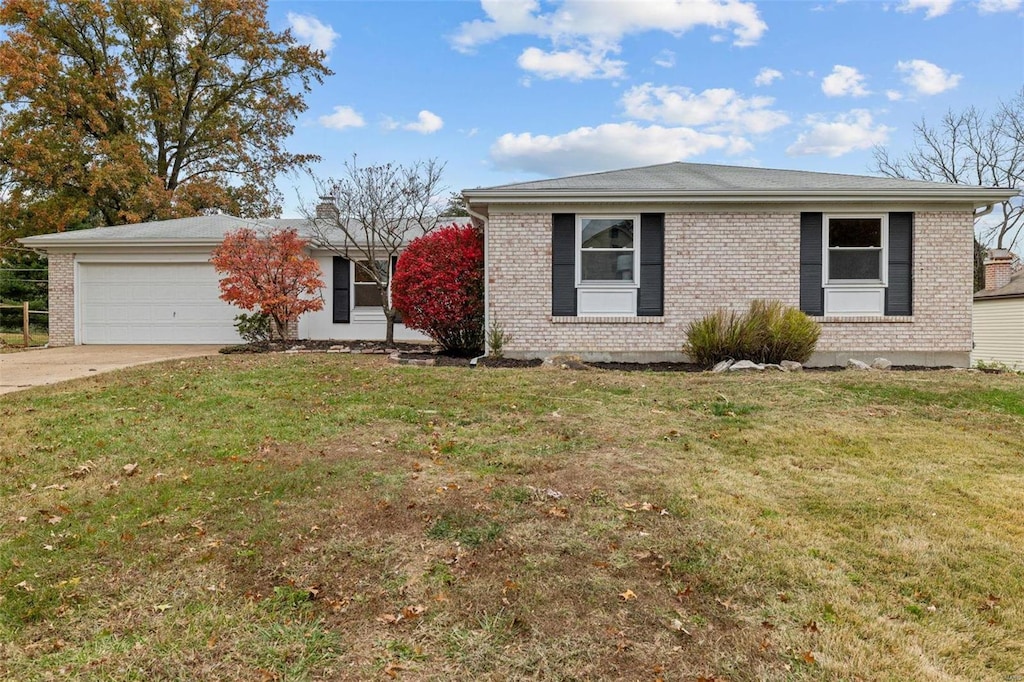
[896, 0, 955, 17]
[403, 110, 444, 134]
[896, 59, 962, 95]
[653, 49, 676, 68]
[490, 122, 751, 175]
[453, 0, 767, 50]
[318, 106, 365, 131]
[621, 84, 789, 135]
[787, 110, 892, 157]
[821, 65, 870, 97]
[978, 0, 1022, 12]
[517, 46, 625, 80]
[886, 89, 904, 101]
[287, 13, 339, 53]
[754, 67, 783, 87]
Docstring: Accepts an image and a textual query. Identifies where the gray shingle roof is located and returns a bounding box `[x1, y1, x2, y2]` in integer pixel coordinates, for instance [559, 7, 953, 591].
[463, 161, 1016, 203]
[974, 270, 1024, 300]
[19, 215, 472, 248]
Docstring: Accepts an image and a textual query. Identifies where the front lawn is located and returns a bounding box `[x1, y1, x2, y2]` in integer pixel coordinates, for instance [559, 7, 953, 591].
[1, 355, 1022, 680]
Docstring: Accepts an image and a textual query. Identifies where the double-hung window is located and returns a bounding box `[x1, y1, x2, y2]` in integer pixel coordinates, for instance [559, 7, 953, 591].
[353, 259, 388, 307]
[823, 214, 887, 315]
[575, 215, 639, 316]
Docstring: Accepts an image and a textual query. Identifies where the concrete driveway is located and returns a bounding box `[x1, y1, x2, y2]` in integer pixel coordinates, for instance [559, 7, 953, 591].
[0, 345, 224, 395]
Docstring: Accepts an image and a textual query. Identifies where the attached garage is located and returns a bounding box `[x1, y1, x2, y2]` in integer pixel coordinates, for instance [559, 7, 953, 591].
[78, 262, 242, 344]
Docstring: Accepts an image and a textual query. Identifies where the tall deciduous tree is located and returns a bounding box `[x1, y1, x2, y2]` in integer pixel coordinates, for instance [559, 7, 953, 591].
[303, 156, 446, 345]
[872, 90, 1024, 255]
[0, 0, 331, 235]
[210, 227, 324, 342]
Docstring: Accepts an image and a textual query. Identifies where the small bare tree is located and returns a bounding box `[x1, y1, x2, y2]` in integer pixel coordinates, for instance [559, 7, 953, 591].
[303, 156, 446, 344]
[872, 89, 1024, 252]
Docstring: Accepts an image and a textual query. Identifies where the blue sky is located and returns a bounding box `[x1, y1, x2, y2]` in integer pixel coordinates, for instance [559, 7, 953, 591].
[269, 0, 1024, 216]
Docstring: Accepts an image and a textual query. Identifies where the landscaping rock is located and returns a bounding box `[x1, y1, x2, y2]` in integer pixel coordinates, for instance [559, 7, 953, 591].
[728, 360, 764, 371]
[780, 360, 803, 372]
[846, 359, 872, 370]
[762, 363, 784, 371]
[711, 359, 734, 373]
[542, 354, 589, 370]
[871, 357, 893, 370]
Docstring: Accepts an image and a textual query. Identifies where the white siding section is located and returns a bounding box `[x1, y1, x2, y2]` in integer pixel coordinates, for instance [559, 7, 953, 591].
[299, 255, 431, 343]
[972, 299, 1024, 369]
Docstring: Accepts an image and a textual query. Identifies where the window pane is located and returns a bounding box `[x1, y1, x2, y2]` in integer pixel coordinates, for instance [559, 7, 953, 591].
[354, 260, 387, 283]
[581, 218, 634, 249]
[582, 251, 634, 281]
[829, 218, 881, 247]
[354, 283, 383, 307]
[830, 250, 881, 280]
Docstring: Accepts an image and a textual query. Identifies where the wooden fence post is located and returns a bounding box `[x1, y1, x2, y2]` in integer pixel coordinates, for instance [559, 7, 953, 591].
[23, 300, 30, 347]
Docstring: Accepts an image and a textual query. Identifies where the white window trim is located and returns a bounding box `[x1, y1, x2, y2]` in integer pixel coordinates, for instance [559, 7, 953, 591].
[822, 213, 888, 287]
[576, 214, 641, 288]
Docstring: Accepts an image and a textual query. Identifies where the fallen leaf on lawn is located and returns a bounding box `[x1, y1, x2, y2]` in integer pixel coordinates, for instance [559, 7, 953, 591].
[715, 597, 735, 610]
[802, 651, 816, 665]
[777, 591, 790, 602]
[803, 620, 819, 633]
[675, 585, 693, 600]
[154, 604, 172, 613]
[16, 516, 27, 523]
[15, 581, 34, 592]
[401, 604, 425, 619]
[377, 613, 399, 625]
[761, 620, 775, 629]
[383, 661, 404, 678]
[43, 545, 55, 551]
[46, 516, 62, 525]
[668, 618, 691, 635]
[123, 463, 139, 476]
[42, 483, 67, 491]
[545, 506, 568, 518]
[618, 589, 637, 601]
[979, 594, 1001, 611]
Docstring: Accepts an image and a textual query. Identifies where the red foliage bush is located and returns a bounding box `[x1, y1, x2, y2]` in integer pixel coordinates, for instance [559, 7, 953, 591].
[392, 225, 484, 354]
[210, 227, 324, 341]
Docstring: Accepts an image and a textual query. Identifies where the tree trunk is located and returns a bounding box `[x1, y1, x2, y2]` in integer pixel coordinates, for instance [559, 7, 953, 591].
[273, 315, 289, 343]
[384, 309, 395, 346]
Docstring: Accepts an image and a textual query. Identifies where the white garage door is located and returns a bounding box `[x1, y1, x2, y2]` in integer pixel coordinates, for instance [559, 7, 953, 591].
[79, 263, 242, 344]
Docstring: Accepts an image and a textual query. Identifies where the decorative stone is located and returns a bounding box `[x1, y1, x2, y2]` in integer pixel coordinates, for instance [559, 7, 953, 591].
[846, 359, 872, 370]
[542, 354, 588, 370]
[711, 359, 734, 373]
[871, 357, 893, 370]
[780, 360, 803, 372]
[762, 363, 784, 371]
[728, 360, 764, 371]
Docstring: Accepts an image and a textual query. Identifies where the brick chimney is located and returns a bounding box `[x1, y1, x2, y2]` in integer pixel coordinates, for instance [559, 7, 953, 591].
[315, 196, 338, 221]
[984, 248, 1013, 291]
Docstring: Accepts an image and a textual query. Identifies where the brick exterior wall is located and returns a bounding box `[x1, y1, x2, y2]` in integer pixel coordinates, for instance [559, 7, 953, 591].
[487, 208, 974, 365]
[47, 252, 75, 347]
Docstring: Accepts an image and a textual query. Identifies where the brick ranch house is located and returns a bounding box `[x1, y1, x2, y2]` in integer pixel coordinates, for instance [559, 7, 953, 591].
[462, 162, 1017, 367]
[19, 216, 472, 346]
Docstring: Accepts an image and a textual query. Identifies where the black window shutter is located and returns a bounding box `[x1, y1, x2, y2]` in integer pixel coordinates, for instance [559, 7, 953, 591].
[551, 213, 577, 316]
[390, 255, 402, 324]
[886, 212, 913, 316]
[333, 256, 350, 323]
[799, 212, 824, 316]
[637, 213, 664, 316]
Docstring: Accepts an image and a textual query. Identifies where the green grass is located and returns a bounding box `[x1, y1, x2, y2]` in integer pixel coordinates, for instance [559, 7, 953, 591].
[0, 330, 47, 351]
[1, 353, 1022, 680]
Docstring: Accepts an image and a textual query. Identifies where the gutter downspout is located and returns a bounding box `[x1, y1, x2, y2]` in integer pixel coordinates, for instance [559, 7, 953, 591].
[465, 201, 489, 368]
[975, 204, 995, 220]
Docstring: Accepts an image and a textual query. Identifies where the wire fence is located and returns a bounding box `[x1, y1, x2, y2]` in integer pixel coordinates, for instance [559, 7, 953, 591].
[0, 302, 48, 348]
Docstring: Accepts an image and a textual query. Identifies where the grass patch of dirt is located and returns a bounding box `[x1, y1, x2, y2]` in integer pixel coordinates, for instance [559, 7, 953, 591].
[1, 354, 1022, 680]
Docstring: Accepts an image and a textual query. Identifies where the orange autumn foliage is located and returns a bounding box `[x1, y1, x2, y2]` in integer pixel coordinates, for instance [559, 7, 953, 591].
[210, 228, 324, 342]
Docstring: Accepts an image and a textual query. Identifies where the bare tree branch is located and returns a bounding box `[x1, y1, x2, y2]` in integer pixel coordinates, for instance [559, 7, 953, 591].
[872, 89, 1024, 252]
[300, 156, 447, 344]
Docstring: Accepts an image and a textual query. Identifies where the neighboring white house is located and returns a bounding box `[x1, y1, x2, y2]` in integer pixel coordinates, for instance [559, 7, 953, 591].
[973, 249, 1024, 369]
[19, 215, 471, 346]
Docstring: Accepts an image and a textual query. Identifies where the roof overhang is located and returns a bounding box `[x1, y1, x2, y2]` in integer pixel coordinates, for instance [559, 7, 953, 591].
[463, 187, 1018, 208]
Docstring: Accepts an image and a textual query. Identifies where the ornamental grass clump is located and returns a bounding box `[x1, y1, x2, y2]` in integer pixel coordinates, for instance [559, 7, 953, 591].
[683, 299, 820, 367]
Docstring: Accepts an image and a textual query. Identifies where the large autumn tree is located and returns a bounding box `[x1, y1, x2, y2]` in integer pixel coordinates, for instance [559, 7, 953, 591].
[0, 0, 331, 236]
